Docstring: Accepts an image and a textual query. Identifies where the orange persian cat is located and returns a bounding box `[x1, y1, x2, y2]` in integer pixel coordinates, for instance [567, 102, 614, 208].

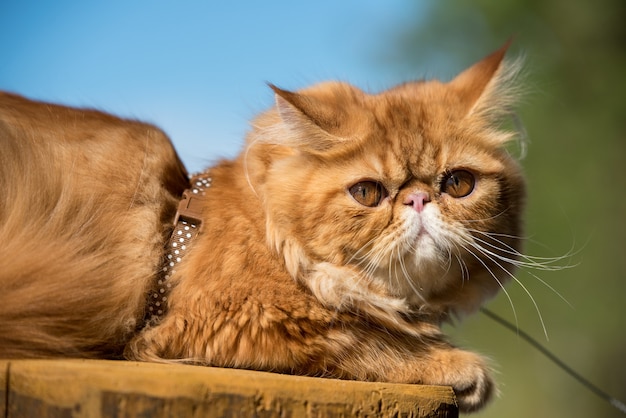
[0, 44, 524, 413]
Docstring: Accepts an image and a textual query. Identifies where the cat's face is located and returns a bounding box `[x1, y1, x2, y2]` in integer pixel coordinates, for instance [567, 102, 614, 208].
[250, 45, 525, 316]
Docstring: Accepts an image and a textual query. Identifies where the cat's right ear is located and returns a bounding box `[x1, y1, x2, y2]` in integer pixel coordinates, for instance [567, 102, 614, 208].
[448, 39, 522, 122]
[268, 84, 345, 154]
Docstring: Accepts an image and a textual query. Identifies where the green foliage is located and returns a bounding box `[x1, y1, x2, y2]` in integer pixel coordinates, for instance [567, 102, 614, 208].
[378, 1, 626, 416]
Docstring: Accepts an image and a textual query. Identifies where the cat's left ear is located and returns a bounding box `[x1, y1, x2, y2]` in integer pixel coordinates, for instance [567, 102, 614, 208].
[269, 84, 346, 154]
[449, 39, 519, 119]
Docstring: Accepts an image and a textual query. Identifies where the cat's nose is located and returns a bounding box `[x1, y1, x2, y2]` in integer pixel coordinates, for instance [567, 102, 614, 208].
[403, 192, 431, 213]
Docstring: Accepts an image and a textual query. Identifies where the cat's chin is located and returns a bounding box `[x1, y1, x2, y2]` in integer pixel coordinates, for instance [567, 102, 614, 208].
[380, 250, 453, 308]
[410, 233, 442, 264]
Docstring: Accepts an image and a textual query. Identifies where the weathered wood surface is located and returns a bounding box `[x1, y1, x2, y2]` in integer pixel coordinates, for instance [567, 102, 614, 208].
[0, 359, 458, 418]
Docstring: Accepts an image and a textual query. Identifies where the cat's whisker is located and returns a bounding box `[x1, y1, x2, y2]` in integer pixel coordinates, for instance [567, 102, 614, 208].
[396, 247, 428, 305]
[458, 208, 511, 224]
[242, 135, 266, 198]
[469, 227, 583, 269]
[441, 246, 453, 278]
[463, 231, 570, 273]
[464, 231, 573, 307]
[464, 229, 527, 241]
[458, 241, 519, 329]
[481, 245, 571, 273]
[429, 235, 450, 270]
[345, 234, 385, 265]
[461, 237, 549, 340]
[454, 252, 470, 283]
[358, 244, 387, 277]
[523, 269, 573, 309]
[467, 225, 583, 266]
[467, 228, 577, 270]
[390, 250, 402, 294]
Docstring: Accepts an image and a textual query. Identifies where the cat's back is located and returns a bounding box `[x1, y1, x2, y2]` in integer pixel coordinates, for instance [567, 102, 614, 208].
[0, 91, 188, 229]
[0, 92, 188, 358]
[0, 91, 177, 162]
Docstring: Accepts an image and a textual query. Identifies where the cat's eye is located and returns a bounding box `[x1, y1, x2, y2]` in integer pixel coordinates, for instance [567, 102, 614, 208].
[441, 170, 475, 198]
[349, 181, 387, 207]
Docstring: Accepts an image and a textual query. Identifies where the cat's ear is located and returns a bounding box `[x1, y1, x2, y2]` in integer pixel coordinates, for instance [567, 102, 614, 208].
[269, 84, 345, 154]
[449, 39, 520, 119]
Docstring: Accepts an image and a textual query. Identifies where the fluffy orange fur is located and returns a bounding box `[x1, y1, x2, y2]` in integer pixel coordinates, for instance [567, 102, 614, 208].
[0, 44, 524, 413]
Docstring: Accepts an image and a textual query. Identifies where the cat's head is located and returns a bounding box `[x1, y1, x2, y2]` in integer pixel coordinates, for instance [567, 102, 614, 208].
[245, 43, 525, 318]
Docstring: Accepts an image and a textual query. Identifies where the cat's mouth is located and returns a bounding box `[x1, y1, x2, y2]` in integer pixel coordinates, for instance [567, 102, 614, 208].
[411, 229, 436, 256]
[406, 211, 440, 250]
[416, 224, 431, 239]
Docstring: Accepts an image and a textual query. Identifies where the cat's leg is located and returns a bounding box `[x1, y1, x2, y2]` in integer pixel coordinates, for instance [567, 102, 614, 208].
[126, 303, 492, 411]
[330, 331, 494, 413]
[125, 303, 335, 372]
[394, 347, 494, 413]
[124, 315, 192, 363]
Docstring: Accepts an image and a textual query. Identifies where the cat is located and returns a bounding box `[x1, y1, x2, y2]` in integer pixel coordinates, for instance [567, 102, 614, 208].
[0, 43, 525, 413]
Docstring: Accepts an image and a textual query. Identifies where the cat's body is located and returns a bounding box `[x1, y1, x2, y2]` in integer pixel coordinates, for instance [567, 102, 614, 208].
[0, 45, 524, 413]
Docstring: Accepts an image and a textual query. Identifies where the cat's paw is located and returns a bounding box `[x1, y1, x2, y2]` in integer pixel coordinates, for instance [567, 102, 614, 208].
[450, 364, 494, 413]
[430, 349, 495, 413]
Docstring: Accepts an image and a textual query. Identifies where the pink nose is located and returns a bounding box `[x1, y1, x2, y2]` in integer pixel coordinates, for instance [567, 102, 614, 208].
[403, 192, 431, 213]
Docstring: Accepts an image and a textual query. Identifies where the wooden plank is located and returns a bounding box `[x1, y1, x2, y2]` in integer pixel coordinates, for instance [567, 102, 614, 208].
[3, 359, 458, 418]
[1, 361, 7, 418]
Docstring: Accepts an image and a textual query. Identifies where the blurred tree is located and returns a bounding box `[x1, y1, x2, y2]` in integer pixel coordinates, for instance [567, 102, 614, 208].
[376, 1, 626, 417]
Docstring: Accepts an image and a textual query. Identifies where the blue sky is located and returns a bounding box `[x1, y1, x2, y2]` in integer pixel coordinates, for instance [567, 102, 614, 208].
[1, 1, 432, 173]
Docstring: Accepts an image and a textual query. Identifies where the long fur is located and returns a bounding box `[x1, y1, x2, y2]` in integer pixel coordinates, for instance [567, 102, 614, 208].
[0, 45, 526, 413]
[0, 93, 188, 357]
